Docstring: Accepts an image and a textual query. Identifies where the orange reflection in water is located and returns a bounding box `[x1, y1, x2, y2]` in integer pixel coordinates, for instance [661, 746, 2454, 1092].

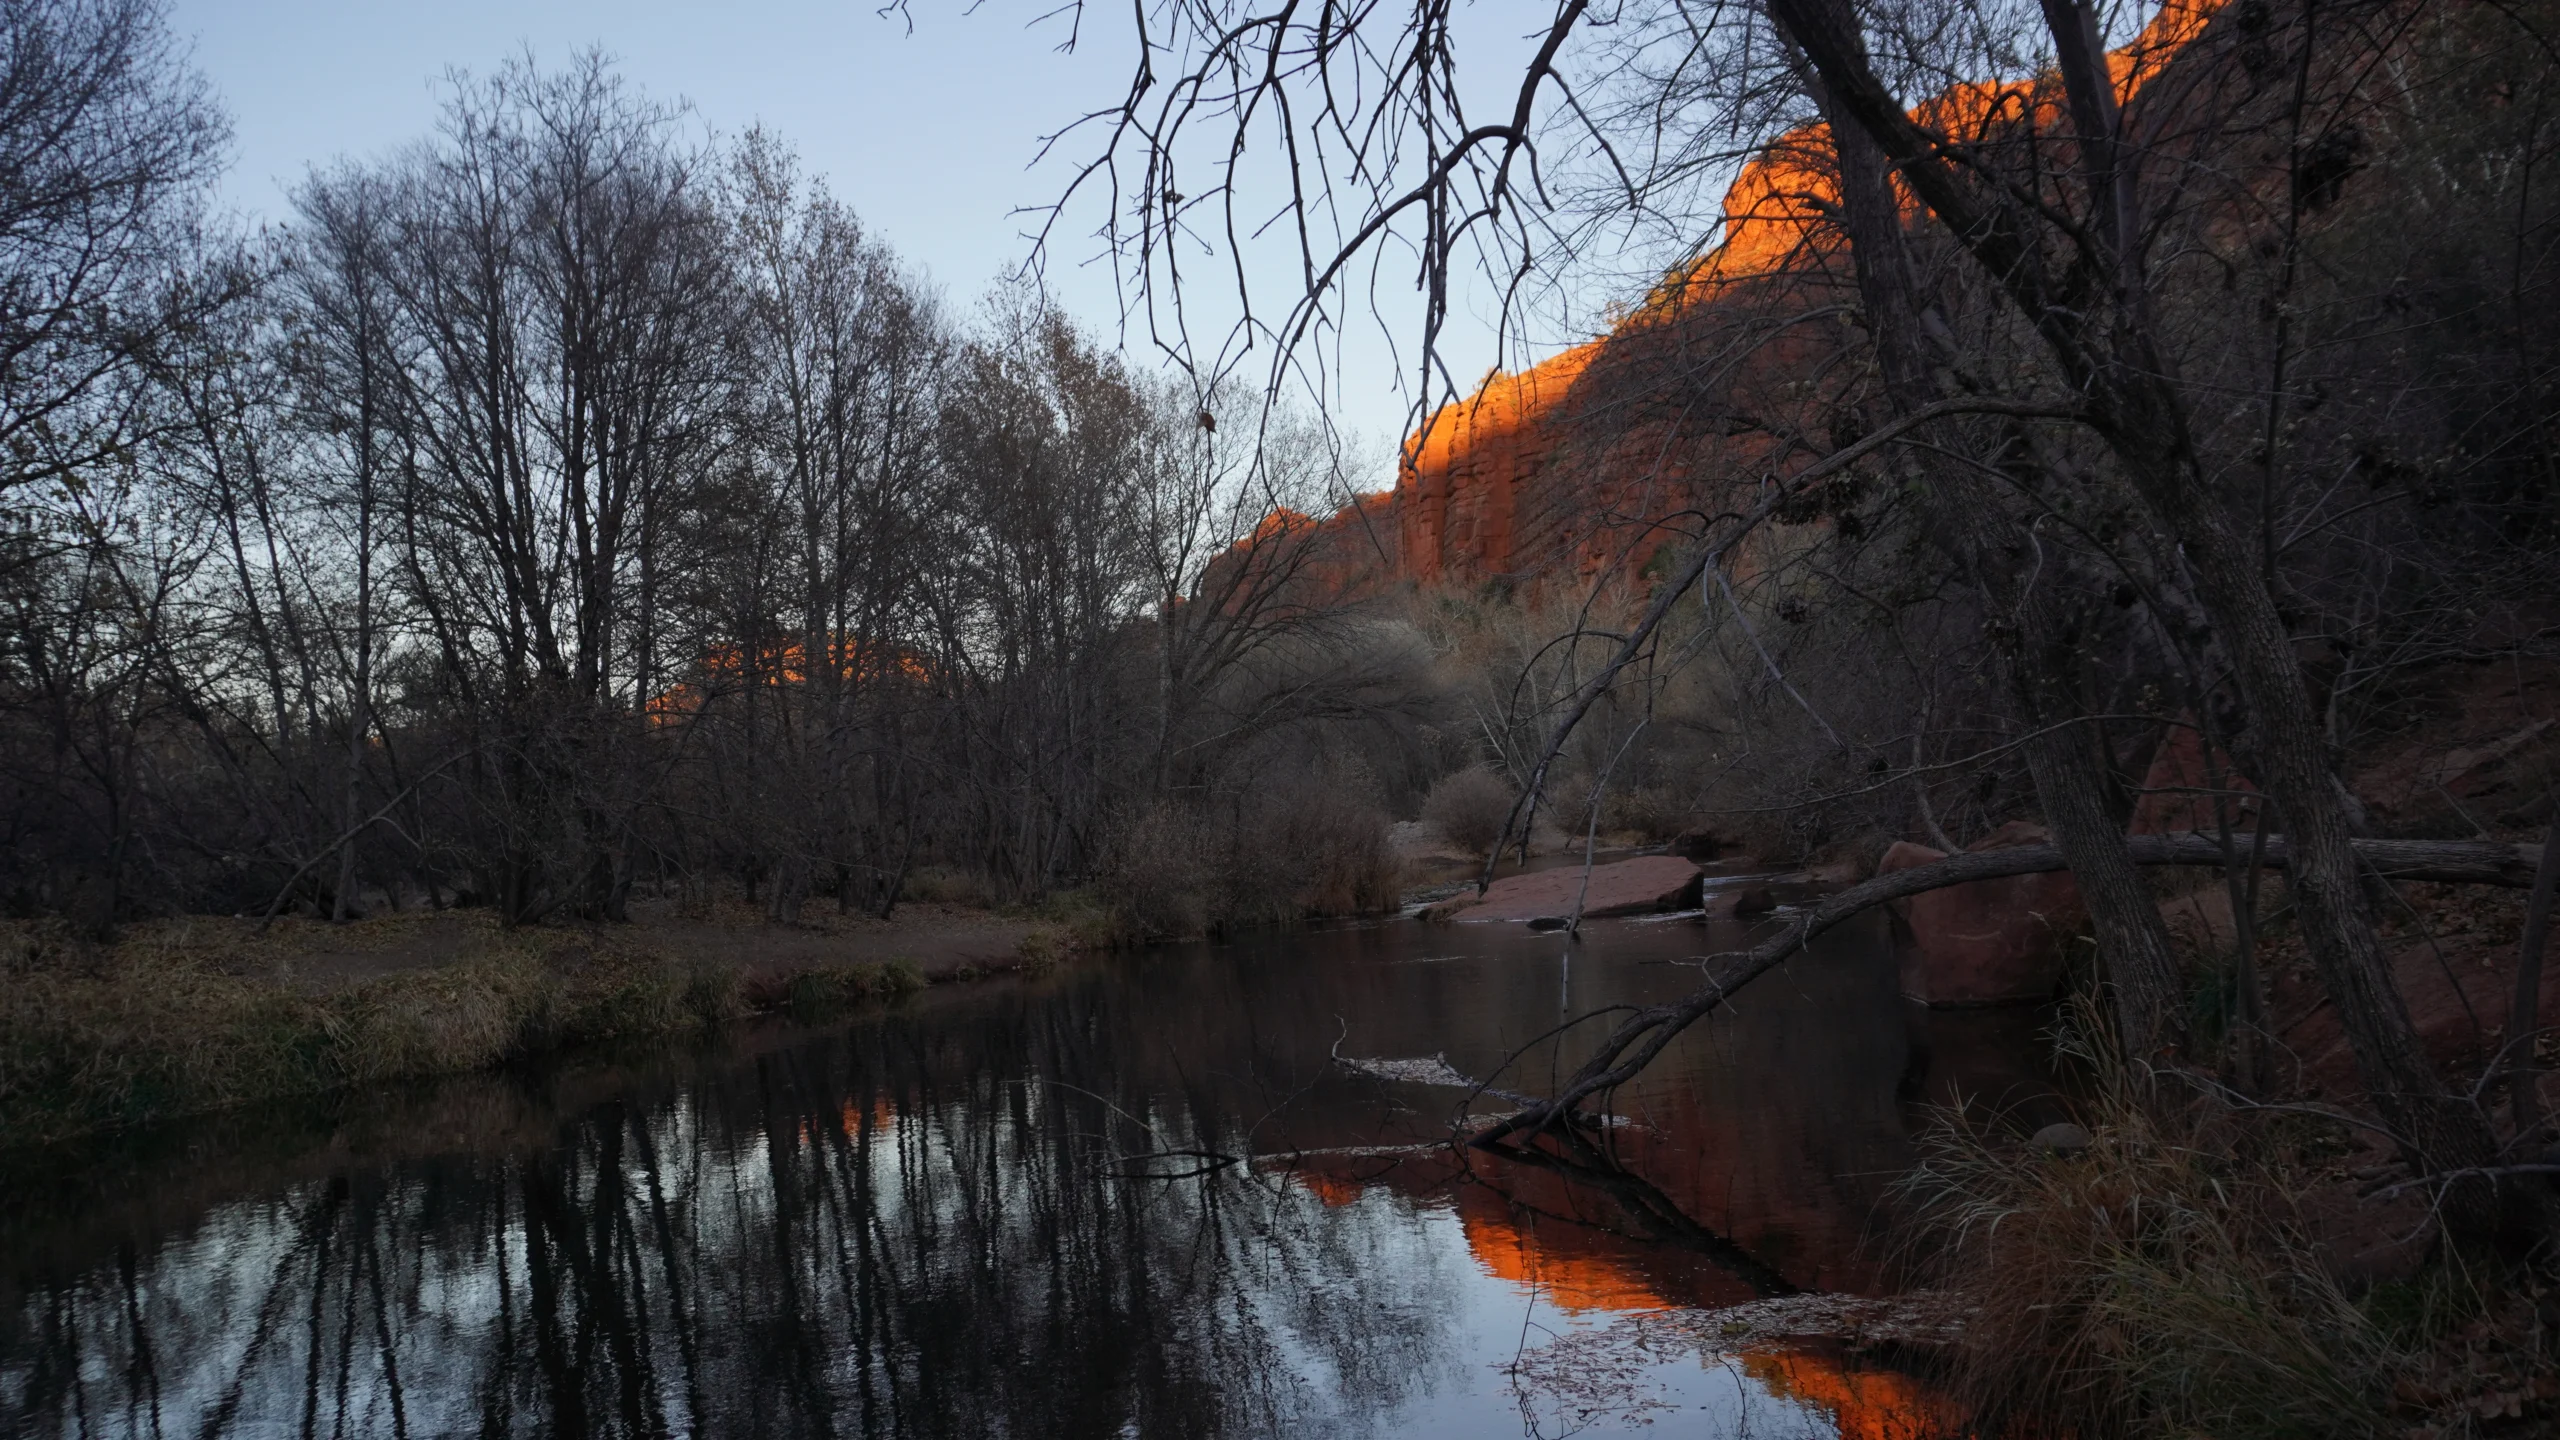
[1294, 1169, 1368, 1208]
[1458, 1200, 1679, 1314]
[1748, 1348, 1968, 1440]
[1289, 1149, 1972, 1439]
[796, 1094, 899, 1148]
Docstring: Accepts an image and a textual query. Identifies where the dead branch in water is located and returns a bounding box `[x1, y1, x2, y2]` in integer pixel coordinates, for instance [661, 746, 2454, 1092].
[1471, 832, 2549, 1147]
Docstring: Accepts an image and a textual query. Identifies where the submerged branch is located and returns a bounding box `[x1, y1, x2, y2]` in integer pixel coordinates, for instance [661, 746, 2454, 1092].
[1472, 832, 2547, 1146]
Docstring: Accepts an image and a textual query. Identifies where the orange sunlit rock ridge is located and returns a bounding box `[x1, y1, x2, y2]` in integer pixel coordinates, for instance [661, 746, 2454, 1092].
[1286, 0, 2222, 597]
[645, 637, 932, 722]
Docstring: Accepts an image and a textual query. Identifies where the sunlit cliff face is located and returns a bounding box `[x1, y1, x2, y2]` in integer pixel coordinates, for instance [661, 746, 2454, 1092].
[1390, 341, 1602, 584]
[1348, 0, 2222, 592]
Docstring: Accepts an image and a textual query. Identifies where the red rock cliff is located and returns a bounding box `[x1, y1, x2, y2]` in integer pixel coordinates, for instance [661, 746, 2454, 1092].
[1291, 0, 2219, 599]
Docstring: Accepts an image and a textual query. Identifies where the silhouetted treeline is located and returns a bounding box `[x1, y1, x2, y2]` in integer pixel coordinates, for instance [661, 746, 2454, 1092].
[0, 12, 1422, 932]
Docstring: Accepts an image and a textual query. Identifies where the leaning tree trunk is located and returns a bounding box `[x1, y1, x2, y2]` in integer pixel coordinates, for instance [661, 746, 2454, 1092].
[1798, 48, 2189, 1062]
[1767, 0, 2502, 1226]
[1474, 832, 2548, 1150]
[2165, 466, 2494, 1188]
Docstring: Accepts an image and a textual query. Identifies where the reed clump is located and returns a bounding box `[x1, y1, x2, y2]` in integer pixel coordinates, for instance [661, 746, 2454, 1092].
[775, 959, 925, 1019]
[1897, 1083, 2411, 1440]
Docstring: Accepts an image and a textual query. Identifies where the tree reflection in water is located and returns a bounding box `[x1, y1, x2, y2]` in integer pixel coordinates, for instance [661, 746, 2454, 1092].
[3, 918, 2011, 1439]
[3, 1004, 1459, 1437]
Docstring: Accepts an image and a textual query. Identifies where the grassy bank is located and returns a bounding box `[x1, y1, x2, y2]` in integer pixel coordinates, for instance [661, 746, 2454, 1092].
[0, 912, 978, 1150]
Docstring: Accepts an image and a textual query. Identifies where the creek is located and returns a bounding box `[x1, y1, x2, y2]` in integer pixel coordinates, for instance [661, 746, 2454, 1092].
[0, 903, 2059, 1438]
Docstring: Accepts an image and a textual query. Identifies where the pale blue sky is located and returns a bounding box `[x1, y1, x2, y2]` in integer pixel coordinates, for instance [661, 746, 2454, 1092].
[170, 0, 1561, 463]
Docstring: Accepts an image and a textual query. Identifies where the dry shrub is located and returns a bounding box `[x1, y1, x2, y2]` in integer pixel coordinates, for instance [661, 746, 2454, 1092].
[899, 865, 993, 907]
[1598, 782, 1693, 844]
[1102, 802, 1217, 940]
[1422, 766, 1515, 855]
[1897, 1073, 2408, 1439]
[1270, 778, 1398, 919]
[1100, 762, 1399, 938]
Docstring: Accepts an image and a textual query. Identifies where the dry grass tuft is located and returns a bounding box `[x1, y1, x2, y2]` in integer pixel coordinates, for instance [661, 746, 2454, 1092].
[1896, 1069, 2412, 1439]
[773, 958, 926, 1019]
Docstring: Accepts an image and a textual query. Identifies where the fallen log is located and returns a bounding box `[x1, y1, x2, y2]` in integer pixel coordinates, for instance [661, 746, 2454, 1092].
[1471, 831, 2545, 1147]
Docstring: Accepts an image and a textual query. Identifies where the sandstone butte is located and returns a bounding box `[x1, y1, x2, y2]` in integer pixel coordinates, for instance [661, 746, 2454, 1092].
[1256, 0, 2222, 605]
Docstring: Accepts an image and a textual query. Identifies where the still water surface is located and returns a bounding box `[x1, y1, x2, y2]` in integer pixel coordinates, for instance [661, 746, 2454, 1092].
[0, 908, 2055, 1438]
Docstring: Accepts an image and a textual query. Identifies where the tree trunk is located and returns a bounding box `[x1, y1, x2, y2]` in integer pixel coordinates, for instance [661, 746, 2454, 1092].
[1795, 41, 2189, 1062]
[1766, 0, 2502, 1219]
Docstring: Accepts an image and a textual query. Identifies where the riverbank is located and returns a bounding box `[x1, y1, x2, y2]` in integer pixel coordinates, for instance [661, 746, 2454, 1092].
[0, 897, 1079, 1148]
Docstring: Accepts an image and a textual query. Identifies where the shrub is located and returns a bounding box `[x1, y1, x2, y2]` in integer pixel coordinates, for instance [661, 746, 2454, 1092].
[1101, 803, 1216, 940]
[1275, 782, 1399, 918]
[899, 865, 992, 907]
[1422, 766, 1516, 855]
[1098, 763, 1400, 939]
[1598, 782, 1694, 844]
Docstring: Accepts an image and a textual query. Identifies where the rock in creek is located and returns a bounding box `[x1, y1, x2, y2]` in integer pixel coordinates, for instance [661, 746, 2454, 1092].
[1728, 885, 1779, 918]
[1424, 855, 1704, 924]
[1880, 821, 2087, 1007]
[2030, 1122, 2093, 1155]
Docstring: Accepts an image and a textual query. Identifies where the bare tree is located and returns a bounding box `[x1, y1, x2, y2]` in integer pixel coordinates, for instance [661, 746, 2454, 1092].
[1054, 0, 2560, 1224]
[0, 0, 235, 502]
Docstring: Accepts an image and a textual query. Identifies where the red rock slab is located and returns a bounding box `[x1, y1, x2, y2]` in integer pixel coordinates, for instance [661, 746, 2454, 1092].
[1432, 855, 1704, 923]
[2131, 718, 2257, 835]
[1881, 823, 2088, 1006]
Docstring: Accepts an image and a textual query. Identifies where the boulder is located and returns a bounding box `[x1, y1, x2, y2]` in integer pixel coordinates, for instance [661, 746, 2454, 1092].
[1881, 823, 2087, 1006]
[1430, 855, 1704, 924]
[2130, 719, 2257, 834]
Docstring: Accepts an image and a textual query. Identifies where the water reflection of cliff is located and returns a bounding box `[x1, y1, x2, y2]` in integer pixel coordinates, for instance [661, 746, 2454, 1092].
[1750, 1347, 1969, 1440]
[1268, 913, 1942, 1299]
